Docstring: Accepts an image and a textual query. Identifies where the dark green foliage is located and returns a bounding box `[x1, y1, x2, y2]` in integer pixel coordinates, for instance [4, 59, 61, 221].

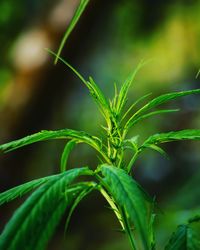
[0, 1, 200, 249]
[0, 174, 63, 205]
[165, 216, 200, 250]
[0, 129, 101, 153]
[0, 168, 92, 250]
[60, 140, 77, 172]
[100, 165, 153, 250]
[1, 66, 200, 250]
[124, 89, 200, 134]
[64, 182, 96, 233]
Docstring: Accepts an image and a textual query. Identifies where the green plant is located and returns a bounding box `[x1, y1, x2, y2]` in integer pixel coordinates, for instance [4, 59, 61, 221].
[0, 1, 200, 249]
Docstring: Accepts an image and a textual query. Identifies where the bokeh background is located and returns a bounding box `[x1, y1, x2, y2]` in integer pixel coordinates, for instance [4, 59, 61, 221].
[0, 0, 200, 249]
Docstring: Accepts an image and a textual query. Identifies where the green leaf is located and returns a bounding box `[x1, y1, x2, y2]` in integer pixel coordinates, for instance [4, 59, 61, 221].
[144, 144, 169, 159]
[100, 165, 153, 250]
[196, 69, 200, 79]
[116, 61, 145, 116]
[141, 129, 200, 149]
[0, 128, 111, 164]
[125, 89, 200, 132]
[99, 187, 125, 231]
[0, 167, 92, 206]
[127, 109, 179, 128]
[124, 135, 139, 152]
[48, 49, 88, 84]
[149, 213, 156, 250]
[0, 174, 59, 206]
[0, 128, 106, 159]
[0, 168, 92, 250]
[54, 0, 90, 64]
[87, 76, 111, 122]
[60, 140, 77, 172]
[121, 93, 152, 122]
[120, 206, 137, 250]
[64, 182, 96, 233]
[165, 216, 200, 250]
[48, 50, 112, 125]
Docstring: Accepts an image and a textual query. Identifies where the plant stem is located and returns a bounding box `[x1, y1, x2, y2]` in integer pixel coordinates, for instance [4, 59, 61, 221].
[97, 174, 136, 250]
[117, 149, 124, 168]
[100, 187, 125, 230]
[121, 207, 137, 250]
[127, 226, 137, 250]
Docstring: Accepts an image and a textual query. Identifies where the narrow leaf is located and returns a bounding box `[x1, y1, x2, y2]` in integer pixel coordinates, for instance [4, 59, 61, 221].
[101, 165, 152, 250]
[0, 174, 58, 206]
[125, 89, 200, 132]
[60, 140, 77, 172]
[144, 144, 169, 159]
[88, 76, 111, 121]
[64, 182, 95, 233]
[141, 129, 200, 149]
[99, 187, 125, 230]
[0, 129, 110, 164]
[48, 49, 88, 85]
[54, 0, 90, 64]
[127, 109, 179, 128]
[124, 135, 139, 152]
[121, 93, 152, 122]
[116, 61, 146, 115]
[0, 129, 101, 156]
[48, 50, 112, 124]
[0, 167, 92, 206]
[0, 168, 92, 250]
[196, 69, 200, 79]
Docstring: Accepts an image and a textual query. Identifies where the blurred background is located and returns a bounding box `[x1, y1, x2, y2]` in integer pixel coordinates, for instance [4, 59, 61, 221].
[0, 0, 200, 249]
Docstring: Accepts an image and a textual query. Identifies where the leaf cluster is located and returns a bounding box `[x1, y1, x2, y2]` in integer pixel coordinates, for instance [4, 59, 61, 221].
[1, 54, 200, 249]
[0, 0, 200, 249]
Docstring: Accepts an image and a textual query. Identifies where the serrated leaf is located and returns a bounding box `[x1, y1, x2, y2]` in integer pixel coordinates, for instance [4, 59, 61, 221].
[54, 0, 90, 64]
[0, 128, 103, 157]
[100, 165, 153, 250]
[0, 174, 58, 206]
[0, 167, 93, 206]
[125, 89, 200, 132]
[0, 167, 92, 250]
[141, 129, 200, 149]
[60, 140, 77, 172]
[165, 217, 200, 250]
